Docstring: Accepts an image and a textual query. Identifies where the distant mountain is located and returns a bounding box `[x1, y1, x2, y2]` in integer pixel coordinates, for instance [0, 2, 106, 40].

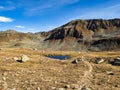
[0, 30, 32, 42]
[45, 18, 120, 40]
[42, 19, 120, 51]
[0, 30, 41, 48]
[0, 19, 120, 51]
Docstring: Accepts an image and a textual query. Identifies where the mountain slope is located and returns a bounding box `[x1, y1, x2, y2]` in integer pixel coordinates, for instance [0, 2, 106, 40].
[45, 19, 120, 40]
[43, 19, 120, 51]
[0, 19, 120, 51]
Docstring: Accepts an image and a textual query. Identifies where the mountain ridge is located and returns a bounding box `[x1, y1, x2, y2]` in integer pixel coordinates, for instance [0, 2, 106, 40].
[0, 18, 120, 51]
[44, 18, 120, 40]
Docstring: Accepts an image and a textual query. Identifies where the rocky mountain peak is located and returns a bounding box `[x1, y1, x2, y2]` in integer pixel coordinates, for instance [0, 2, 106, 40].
[45, 19, 120, 41]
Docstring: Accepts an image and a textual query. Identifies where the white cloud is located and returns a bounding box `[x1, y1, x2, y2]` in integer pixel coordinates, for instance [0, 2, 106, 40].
[15, 25, 25, 28]
[0, 16, 14, 22]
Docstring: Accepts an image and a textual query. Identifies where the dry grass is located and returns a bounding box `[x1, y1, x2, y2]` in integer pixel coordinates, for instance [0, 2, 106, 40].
[0, 48, 120, 90]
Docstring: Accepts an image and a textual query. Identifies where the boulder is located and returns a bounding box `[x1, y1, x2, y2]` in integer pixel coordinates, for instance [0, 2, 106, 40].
[114, 57, 120, 66]
[72, 59, 82, 64]
[64, 85, 70, 88]
[95, 58, 104, 64]
[13, 57, 19, 61]
[106, 71, 114, 75]
[14, 55, 30, 62]
[21, 55, 30, 62]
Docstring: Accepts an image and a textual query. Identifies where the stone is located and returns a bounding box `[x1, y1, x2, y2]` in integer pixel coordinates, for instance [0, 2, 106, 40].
[72, 59, 82, 64]
[21, 55, 30, 62]
[13, 57, 19, 61]
[37, 87, 41, 90]
[95, 58, 104, 64]
[54, 81, 57, 84]
[71, 84, 79, 89]
[3, 72, 8, 76]
[114, 57, 120, 66]
[64, 85, 70, 88]
[51, 87, 56, 89]
[2, 77, 6, 81]
[106, 71, 114, 75]
[58, 88, 65, 90]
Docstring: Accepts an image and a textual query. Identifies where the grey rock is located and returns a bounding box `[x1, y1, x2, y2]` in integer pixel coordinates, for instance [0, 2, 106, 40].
[114, 57, 120, 66]
[64, 85, 70, 88]
[72, 59, 82, 64]
[37, 87, 41, 90]
[51, 87, 56, 90]
[13, 57, 19, 61]
[2, 77, 6, 81]
[95, 58, 104, 64]
[58, 88, 66, 90]
[3, 72, 8, 76]
[15, 55, 30, 62]
[81, 86, 92, 90]
[0, 48, 2, 50]
[106, 71, 114, 75]
[54, 81, 57, 84]
[21, 55, 30, 62]
[71, 84, 79, 89]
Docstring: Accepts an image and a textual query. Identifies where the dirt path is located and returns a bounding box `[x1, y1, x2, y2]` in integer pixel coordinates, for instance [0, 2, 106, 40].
[78, 56, 93, 89]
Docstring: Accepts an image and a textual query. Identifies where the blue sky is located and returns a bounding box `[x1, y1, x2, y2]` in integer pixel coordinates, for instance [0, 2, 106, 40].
[0, 0, 120, 32]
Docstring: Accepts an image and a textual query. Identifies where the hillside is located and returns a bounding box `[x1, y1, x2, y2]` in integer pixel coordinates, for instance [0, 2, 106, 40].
[43, 19, 120, 51]
[0, 30, 46, 49]
[45, 19, 120, 40]
[0, 19, 120, 51]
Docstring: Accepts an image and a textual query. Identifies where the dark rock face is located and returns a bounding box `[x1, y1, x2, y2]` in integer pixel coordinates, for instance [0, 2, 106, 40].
[45, 19, 120, 41]
[43, 19, 120, 51]
[91, 37, 120, 50]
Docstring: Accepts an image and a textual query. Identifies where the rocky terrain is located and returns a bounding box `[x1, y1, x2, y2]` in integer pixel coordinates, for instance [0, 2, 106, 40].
[0, 19, 120, 90]
[44, 18, 120, 51]
[1, 48, 120, 90]
[45, 18, 120, 40]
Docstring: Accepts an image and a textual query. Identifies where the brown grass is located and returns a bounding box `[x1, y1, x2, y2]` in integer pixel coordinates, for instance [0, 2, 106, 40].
[0, 48, 120, 90]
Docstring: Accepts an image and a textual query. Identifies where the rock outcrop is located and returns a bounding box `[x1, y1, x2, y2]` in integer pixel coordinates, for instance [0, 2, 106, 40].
[43, 19, 120, 51]
[45, 19, 120, 40]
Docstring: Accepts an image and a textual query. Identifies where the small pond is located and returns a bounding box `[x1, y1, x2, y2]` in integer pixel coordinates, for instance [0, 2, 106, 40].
[46, 55, 71, 60]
